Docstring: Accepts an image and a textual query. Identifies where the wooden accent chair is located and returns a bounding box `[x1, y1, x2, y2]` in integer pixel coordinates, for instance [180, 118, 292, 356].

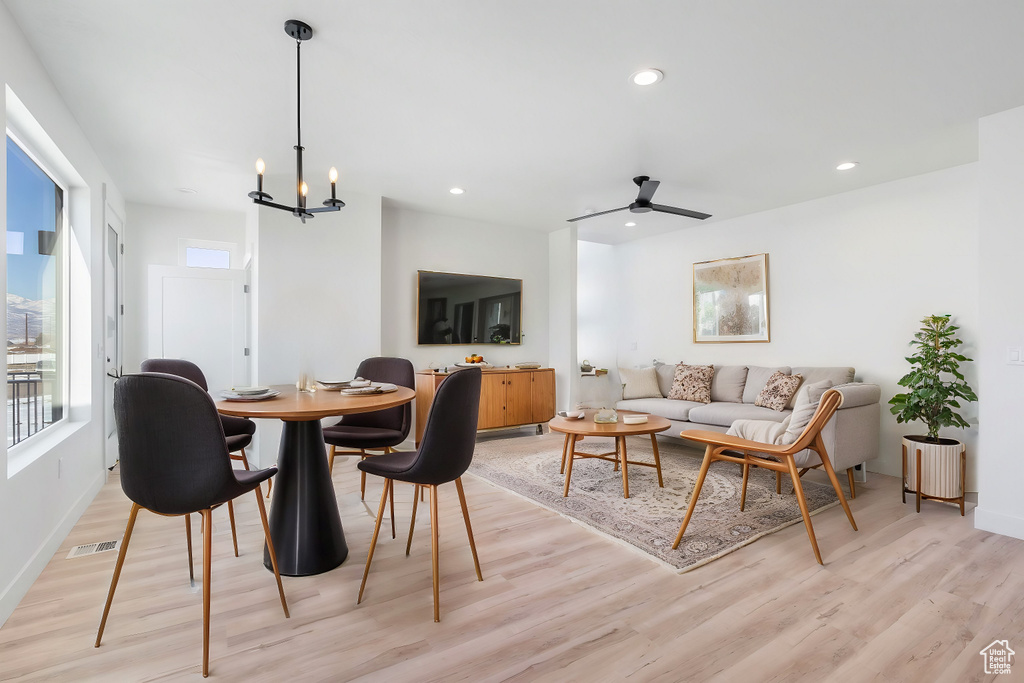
[324, 357, 415, 538]
[673, 388, 858, 565]
[96, 373, 288, 678]
[357, 366, 483, 622]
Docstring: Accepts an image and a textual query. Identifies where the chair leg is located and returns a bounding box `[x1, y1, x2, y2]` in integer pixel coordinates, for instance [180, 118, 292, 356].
[254, 488, 289, 618]
[227, 500, 239, 557]
[200, 509, 214, 677]
[95, 503, 141, 648]
[847, 467, 856, 499]
[429, 484, 441, 622]
[407, 485, 420, 556]
[360, 450, 368, 500]
[786, 459, 823, 565]
[185, 513, 194, 583]
[559, 433, 570, 474]
[266, 476, 273, 499]
[389, 479, 396, 540]
[455, 477, 483, 581]
[673, 446, 714, 549]
[328, 445, 336, 475]
[740, 462, 749, 512]
[816, 446, 857, 531]
[358, 479, 392, 604]
[776, 471, 782, 494]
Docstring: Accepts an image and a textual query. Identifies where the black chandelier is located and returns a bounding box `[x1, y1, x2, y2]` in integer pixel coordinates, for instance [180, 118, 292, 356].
[248, 19, 344, 222]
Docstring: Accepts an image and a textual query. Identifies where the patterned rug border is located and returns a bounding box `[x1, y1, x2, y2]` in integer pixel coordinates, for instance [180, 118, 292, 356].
[467, 435, 842, 574]
[465, 471, 840, 574]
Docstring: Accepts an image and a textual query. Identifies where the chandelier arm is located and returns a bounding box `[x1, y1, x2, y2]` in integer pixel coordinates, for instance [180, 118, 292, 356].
[295, 39, 305, 209]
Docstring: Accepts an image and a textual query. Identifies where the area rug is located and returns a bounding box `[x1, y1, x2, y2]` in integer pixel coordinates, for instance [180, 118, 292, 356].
[468, 433, 840, 573]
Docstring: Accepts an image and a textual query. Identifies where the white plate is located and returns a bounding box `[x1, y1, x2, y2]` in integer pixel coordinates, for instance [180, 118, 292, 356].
[341, 383, 398, 395]
[317, 380, 353, 391]
[228, 386, 271, 395]
[220, 389, 280, 402]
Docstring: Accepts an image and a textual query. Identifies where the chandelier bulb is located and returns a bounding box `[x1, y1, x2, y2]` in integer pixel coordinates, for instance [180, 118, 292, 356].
[300, 181, 309, 197]
[256, 158, 265, 175]
[329, 167, 338, 183]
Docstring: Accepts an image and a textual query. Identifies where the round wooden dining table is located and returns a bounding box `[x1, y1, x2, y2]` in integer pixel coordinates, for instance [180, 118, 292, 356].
[216, 384, 415, 576]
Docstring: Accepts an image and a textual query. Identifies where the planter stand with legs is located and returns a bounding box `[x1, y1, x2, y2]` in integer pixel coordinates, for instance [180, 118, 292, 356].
[902, 435, 966, 515]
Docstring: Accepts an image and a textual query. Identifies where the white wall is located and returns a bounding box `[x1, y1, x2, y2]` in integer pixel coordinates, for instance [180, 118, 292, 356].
[548, 225, 576, 412]
[1, 6, 125, 625]
[122, 203, 247, 373]
[253, 190, 382, 467]
[380, 206, 550, 370]
[577, 240, 618, 408]
[614, 164, 980, 481]
[975, 106, 1024, 538]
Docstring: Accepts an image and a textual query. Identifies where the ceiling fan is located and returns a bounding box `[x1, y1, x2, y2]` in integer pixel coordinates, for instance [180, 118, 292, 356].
[567, 176, 711, 223]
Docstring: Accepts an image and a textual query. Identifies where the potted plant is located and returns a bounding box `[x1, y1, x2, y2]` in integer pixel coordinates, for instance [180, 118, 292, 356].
[889, 314, 978, 513]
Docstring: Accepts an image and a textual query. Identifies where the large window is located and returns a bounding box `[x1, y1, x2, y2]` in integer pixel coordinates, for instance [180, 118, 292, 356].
[6, 134, 65, 447]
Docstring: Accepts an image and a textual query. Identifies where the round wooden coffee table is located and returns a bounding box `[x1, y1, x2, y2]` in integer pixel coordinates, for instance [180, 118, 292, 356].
[548, 410, 671, 498]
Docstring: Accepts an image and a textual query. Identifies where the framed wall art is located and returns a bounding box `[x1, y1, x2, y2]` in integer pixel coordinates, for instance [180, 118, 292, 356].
[693, 253, 770, 343]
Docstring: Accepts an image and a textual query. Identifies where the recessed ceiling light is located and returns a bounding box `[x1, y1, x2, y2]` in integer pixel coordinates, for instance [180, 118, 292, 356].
[177, 187, 198, 194]
[836, 162, 858, 171]
[630, 69, 664, 86]
[625, 221, 637, 227]
[449, 187, 464, 195]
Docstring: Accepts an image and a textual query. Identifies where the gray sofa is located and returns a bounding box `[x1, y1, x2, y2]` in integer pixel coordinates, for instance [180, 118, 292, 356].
[615, 364, 880, 476]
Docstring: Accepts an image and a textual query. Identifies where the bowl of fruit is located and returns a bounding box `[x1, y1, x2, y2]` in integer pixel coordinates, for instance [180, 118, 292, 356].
[457, 354, 489, 367]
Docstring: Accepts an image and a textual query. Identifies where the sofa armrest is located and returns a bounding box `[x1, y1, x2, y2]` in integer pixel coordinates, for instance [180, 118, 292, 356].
[834, 383, 881, 410]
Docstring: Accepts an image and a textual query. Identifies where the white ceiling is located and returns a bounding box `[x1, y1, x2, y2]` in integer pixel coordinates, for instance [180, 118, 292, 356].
[5, 1, 1024, 244]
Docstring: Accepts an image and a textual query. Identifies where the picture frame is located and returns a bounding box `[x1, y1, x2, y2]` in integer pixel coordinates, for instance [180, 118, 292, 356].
[693, 253, 770, 343]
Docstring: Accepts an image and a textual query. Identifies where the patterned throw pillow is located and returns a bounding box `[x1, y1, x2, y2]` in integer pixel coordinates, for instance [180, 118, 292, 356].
[755, 371, 803, 411]
[667, 364, 714, 403]
[619, 366, 662, 400]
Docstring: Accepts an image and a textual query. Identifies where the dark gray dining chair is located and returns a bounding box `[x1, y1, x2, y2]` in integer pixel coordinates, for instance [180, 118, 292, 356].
[95, 372, 289, 678]
[357, 366, 483, 622]
[323, 356, 415, 538]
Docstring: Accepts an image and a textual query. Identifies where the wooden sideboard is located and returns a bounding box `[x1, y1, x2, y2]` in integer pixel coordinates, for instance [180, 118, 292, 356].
[414, 368, 556, 445]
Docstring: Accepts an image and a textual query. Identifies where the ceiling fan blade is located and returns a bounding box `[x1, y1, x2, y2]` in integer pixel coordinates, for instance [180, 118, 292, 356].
[635, 179, 660, 203]
[566, 206, 629, 222]
[650, 203, 711, 220]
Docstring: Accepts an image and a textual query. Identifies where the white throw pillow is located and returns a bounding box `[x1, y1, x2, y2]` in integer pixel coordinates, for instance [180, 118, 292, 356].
[619, 366, 662, 400]
[727, 417, 793, 446]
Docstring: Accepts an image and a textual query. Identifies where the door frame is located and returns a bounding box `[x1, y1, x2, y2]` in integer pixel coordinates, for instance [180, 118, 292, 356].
[103, 200, 123, 469]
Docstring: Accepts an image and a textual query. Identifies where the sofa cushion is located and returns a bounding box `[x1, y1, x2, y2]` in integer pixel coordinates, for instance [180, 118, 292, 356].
[687, 402, 791, 427]
[710, 365, 748, 403]
[741, 366, 792, 404]
[787, 367, 856, 408]
[619, 366, 662, 400]
[668, 364, 714, 403]
[785, 379, 833, 439]
[615, 397, 703, 421]
[654, 361, 679, 397]
[755, 371, 803, 411]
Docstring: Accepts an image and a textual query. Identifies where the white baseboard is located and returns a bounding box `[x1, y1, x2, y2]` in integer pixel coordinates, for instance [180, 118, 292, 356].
[974, 506, 1024, 541]
[0, 470, 106, 627]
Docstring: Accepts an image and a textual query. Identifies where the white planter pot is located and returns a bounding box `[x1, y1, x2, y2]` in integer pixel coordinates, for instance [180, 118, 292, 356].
[902, 435, 966, 513]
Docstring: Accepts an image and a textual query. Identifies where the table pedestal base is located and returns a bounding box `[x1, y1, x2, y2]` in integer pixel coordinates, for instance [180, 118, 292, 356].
[264, 420, 348, 575]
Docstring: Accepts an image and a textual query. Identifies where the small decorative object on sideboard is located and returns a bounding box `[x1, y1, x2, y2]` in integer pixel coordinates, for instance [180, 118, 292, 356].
[889, 314, 978, 515]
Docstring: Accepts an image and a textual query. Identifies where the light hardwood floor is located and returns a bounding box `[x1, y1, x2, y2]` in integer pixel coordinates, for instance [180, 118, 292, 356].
[1, 436, 1022, 682]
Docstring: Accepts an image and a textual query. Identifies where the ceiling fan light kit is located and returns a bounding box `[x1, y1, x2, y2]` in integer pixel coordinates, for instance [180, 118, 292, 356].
[248, 19, 344, 223]
[567, 176, 711, 223]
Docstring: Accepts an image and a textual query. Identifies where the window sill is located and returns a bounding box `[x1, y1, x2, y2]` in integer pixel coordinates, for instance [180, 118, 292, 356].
[7, 419, 88, 479]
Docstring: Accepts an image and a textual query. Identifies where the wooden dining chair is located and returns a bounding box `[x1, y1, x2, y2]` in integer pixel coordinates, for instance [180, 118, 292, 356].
[356, 366, 483, 622]
[96, 373, 288, 678]
[673, 388, 858, 565]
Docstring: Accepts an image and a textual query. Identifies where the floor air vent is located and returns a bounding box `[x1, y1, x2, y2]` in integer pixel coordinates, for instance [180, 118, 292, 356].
[66, 540, 120, 559]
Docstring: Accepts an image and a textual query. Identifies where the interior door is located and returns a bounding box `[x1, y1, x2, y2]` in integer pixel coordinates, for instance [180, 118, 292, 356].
[147, 266, 248, 393]
[103, 208, 123, 469]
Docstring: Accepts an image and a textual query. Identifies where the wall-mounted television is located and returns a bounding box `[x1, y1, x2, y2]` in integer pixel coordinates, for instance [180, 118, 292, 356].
[417, 270, 522, 345]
